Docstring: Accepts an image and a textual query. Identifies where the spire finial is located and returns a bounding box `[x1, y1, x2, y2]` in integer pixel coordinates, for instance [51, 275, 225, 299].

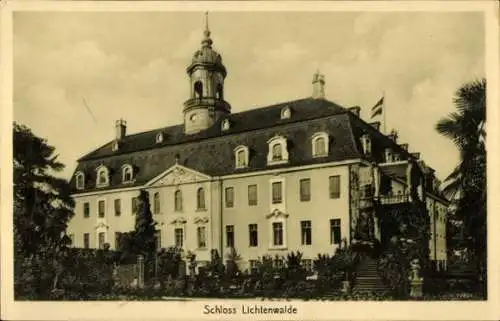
[201, 11, 213, 48]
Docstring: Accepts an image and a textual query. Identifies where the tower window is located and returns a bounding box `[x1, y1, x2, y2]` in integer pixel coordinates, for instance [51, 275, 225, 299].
[194, 81, 203, 99]
[216, 84, 224, 99]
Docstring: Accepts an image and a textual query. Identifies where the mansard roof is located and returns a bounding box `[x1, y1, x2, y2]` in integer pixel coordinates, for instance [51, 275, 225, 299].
[70, 97, 415, 194]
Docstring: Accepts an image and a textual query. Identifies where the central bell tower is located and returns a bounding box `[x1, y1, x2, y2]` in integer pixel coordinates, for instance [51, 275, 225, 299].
[183, 13, 231, 135]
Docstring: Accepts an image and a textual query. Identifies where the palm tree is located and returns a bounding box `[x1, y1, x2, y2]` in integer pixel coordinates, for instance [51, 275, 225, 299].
[437, 78, 486, 198]
[435, 78, 486, 294]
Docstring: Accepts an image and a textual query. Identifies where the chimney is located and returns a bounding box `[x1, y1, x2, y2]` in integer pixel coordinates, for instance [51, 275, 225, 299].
[388, 129, 399, 143]
[115, 119, 127, 140]
[348, 106, 361, 117]
[369, 121, 381, 131]
[312, 70, 325, 99]
[399, 143, 408, 151]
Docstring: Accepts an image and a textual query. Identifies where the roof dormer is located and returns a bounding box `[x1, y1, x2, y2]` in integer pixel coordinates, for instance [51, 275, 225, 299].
[280, 106, 291, 120]
[95, 165, 110, 188]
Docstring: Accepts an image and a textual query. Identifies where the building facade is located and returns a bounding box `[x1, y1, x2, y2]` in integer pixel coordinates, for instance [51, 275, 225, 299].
[67, 17, 448, 271]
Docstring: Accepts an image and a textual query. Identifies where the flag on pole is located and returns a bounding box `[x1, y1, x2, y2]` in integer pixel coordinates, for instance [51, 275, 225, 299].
[371, 96, 384, 118]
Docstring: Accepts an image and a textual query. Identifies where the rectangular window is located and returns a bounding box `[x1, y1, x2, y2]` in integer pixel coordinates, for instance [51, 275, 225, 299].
[301, 220, 312, 245]
[98, 232, 105, 249]
[83, 233, 90, 249]
[248, 184, 258, 206]
[329, 175, 341, 199]
[83, 202, 90, 218]
[272, 222, 283, 246]
[197, 226, 207, 249]
[131, 197, 138, 214]
[272, 182, 283, 204]
[225, 187, 234, 208]
[302, 259, 313, 272]
[98, 200, 105, 218]
[300, 179, 311, 202]
[155, 230, 161, 250]
[249, 224, 258, 247]
[115, 232, 122, 250]
[174, 228, 183, 248]
[226, 225, 234, 248]
[114, 199, 121, 216]
[330, 219, 341, 245]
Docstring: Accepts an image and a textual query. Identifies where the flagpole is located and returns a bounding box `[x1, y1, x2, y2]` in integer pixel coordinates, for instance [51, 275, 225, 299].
[383, 90, 386, 134]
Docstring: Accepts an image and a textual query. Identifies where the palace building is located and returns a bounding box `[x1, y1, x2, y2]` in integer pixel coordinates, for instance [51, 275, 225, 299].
[67, 17, 449, 271]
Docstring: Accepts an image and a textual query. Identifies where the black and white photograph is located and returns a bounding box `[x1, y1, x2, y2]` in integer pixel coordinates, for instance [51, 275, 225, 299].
[1, 1, 499, 320]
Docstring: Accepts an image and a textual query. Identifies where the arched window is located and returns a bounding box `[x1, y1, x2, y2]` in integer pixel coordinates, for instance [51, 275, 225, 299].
[96, 166, 109, 187]
[153, 192, 160, 214]
[197, 188, 206, 210]
[156, 132, 164, 144]
[221, 119, 230, 131]
[272, 143, 282, 160]
[122, 165, 133, 183]
[234, 145, 249, 169]
[312, 132, 329, 158]
[174, 190, 183, 212]
[194, 81, 203, 99]
[361, 134, 372, 155]
[216, 84, 224, 100]
[75, 172, 85, 190]
[281, 106, 291, 119]
[315, 137, 325, 155]
[266, 136, 289, 165]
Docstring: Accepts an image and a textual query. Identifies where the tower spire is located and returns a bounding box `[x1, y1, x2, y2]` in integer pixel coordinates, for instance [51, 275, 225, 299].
[202, 11, 213, 48]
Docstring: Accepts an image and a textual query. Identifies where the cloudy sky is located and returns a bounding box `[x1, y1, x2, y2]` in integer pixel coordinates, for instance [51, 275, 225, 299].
[13, 11, 485, 181]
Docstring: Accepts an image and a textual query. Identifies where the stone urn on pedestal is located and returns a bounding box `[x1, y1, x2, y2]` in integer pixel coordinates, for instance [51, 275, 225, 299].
[409, 258, 423, 298]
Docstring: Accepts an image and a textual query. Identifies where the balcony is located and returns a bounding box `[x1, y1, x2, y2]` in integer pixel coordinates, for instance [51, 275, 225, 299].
[360, 194, 410, 208]
[183, 97, 231, 112]
[379, 194, 410, 205]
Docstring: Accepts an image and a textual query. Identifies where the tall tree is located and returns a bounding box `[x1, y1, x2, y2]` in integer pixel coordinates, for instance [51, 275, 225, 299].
[13, 122, 75, 299]
[134, 189, 158, 258]
[436, 78, 486, 293]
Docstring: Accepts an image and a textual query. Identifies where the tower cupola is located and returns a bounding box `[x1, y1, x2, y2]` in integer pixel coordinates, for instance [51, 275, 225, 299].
[183, 12, 231, 135]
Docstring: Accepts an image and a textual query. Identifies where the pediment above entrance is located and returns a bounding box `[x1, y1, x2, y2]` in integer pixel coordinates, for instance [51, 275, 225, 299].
[146, 164, 211, 187]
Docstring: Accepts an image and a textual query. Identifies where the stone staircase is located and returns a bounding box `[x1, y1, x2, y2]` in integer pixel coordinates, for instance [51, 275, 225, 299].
[352, 256, 391, 295]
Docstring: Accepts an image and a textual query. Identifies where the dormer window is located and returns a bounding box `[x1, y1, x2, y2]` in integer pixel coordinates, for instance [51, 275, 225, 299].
[361, 134, 372, 155]
[281, 106, 291, 120]
[111, 140, 119, 152]
[221, 119, 230, 131]
[385, 148, 393, 163]
[312, 132, 329, 158]
[96, 165, 110, 188]
[156, 132, 164, 143]
[234, 145, 249, 169]
[75, 171, 85, 190]
[122, 164, 134, 183]
[267, 136, 289, 165]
